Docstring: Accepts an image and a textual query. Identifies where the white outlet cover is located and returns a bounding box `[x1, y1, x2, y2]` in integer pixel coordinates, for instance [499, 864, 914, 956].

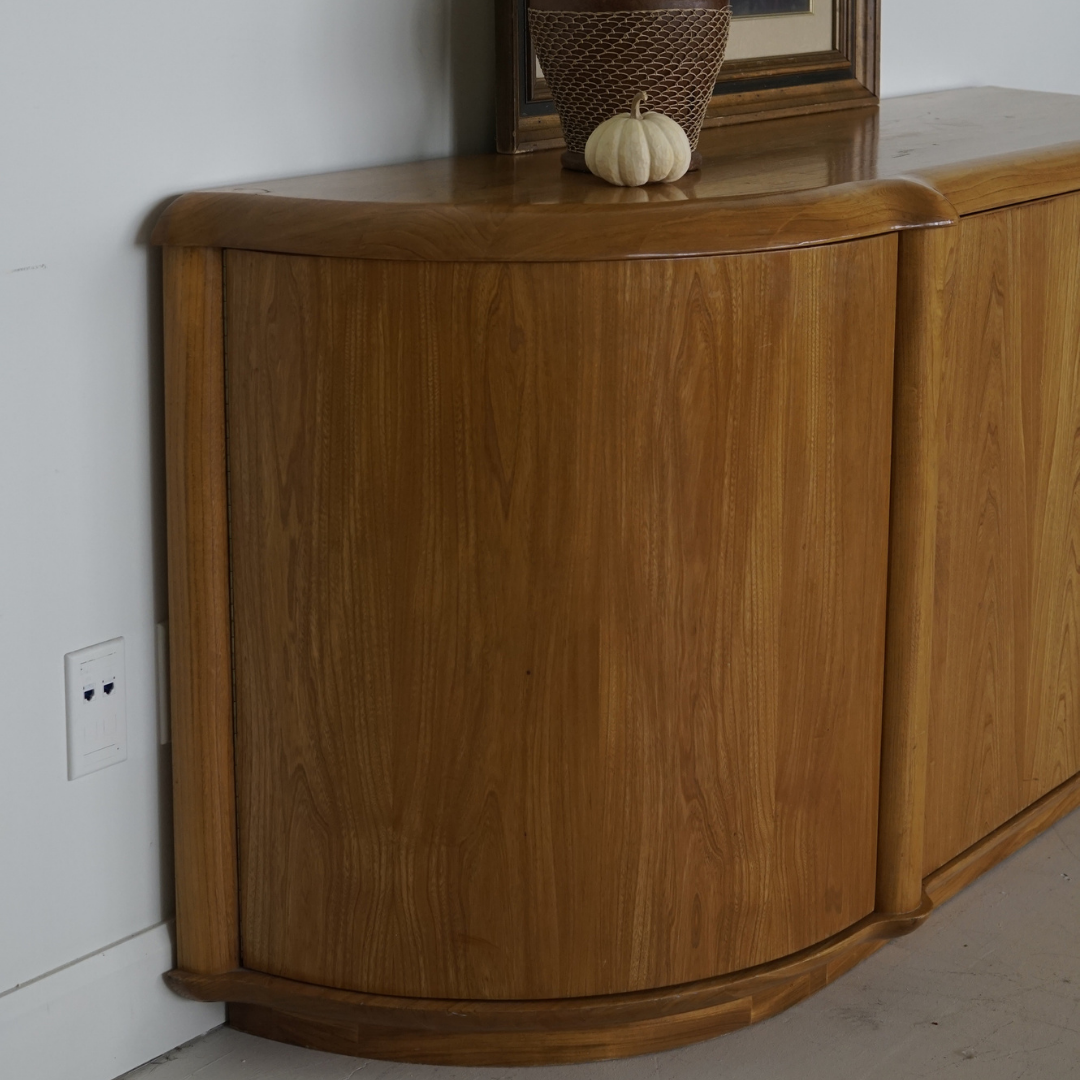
[65, 637, 127, 780]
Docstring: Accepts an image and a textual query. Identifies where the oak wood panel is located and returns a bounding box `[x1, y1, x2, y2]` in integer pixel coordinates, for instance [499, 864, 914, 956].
[226, 239, 896, 1001]
[162, 246, 239, 974]
[922, 145, 1080, 224]
[923, 191, 1080, 875]
[176, 751, 1080, 1071]
[166, 901, 924, 1063]
[224, 997, 756, 1065]
[876, 226, 957, 914]
[151, 90, 1080, 262]
[153, 178, 950, 264]
[168, 902, 929, 1039]
[925, 770, 1080, 908]
[220, 940, 877, 1064]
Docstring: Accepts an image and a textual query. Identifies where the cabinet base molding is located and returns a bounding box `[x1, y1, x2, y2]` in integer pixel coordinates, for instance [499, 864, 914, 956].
[166, 773, 1080, 1065]
[924, 770, 1080, 909]
[165, 899, 930, 1066]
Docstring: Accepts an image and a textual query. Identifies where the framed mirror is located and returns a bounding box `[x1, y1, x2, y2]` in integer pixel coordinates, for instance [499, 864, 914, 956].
[495, 0, 879, 153]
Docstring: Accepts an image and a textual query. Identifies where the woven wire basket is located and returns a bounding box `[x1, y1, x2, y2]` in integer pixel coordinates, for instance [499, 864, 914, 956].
[528, 4, 732, 158]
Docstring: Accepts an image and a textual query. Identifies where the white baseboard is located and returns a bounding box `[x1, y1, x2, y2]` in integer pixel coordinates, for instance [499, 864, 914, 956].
[0, 921, 224, 1080]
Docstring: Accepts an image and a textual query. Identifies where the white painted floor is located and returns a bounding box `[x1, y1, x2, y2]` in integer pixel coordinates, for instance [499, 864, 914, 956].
[122, 807, 1080, 1080]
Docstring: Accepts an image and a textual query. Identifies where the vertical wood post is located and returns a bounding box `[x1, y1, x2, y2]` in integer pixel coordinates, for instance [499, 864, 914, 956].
[876, 224, 955, 915]
[163, 245, 239, 973]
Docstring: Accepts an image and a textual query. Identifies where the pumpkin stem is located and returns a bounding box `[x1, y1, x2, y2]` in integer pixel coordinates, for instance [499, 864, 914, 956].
[631, 91, 648, 121]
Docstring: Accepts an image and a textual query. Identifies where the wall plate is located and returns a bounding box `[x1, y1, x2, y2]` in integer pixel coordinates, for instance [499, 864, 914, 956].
[65, 637, 127, 779]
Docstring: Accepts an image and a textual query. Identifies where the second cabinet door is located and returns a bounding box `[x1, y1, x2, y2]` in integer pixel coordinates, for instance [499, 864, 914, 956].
[924, 191, 1080, 876]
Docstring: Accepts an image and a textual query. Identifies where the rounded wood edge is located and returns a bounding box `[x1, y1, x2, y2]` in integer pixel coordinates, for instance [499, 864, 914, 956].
[164, 898, 930, 1064]
[149, 196, 185, 247]
[161, 246, 240, 975]
[149, 178, 957, 262]
[875, 224, 957, 915]
[910, 142, 1080, 217]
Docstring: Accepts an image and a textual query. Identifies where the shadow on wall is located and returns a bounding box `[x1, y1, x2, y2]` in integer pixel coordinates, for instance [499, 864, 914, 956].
[450, 0, 497, 155]
[135, 201, 175, 634]
[139, 210, 176, 918]
[318, 0, 497, 160]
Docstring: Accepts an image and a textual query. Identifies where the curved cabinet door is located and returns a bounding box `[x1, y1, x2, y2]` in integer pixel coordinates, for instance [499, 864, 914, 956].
[923, 191, 1080, 876]
[225, 237, 898, 1001]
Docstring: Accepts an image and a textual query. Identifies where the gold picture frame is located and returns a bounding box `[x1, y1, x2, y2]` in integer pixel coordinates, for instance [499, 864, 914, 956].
[495, 0, 880, 154]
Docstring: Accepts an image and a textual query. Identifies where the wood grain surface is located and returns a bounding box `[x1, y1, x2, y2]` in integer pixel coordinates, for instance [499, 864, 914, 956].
[922, 191, 1080, 875]
[875, 226, 957, 914]
[162, 246, 239, 974]
[152, 177, 947, 264]
[166, 747, 1080, 1066]
[220, 939, 891, 1063]
[164, 899, 928, 1063]
[168, 901, 927, 1040]
[225, 238, 897, 1001]
[925, 769, 1080, 908]
[151, 89, 1080, 262]
[162, 748, 1080, 1066]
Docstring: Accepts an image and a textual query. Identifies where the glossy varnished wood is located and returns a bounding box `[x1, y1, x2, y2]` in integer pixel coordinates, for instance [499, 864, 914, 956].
[151, 90, 1080, 262]
[875, 226, 957, 915]
[922, 191, 1080, 875]
[152, 175, 945, 264]
[162, 247, 239, 974]
[225, 239, 897, 1001]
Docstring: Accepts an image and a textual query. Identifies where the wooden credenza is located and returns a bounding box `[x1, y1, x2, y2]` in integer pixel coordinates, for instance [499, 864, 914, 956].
[155, 88, 1080, 1064]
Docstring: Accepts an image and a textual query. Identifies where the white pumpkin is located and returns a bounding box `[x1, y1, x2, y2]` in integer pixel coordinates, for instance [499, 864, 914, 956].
[584, 91, 692, 187]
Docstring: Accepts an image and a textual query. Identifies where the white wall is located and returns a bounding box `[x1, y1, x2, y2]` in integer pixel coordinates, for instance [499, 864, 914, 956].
[881, 0, 1080, 99]
[0, 1, 1078, 1078]
[0, 2, 493, 1077]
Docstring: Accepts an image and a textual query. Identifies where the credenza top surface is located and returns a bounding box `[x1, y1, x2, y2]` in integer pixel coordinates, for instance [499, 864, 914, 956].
[153, 88, 1080, 262]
